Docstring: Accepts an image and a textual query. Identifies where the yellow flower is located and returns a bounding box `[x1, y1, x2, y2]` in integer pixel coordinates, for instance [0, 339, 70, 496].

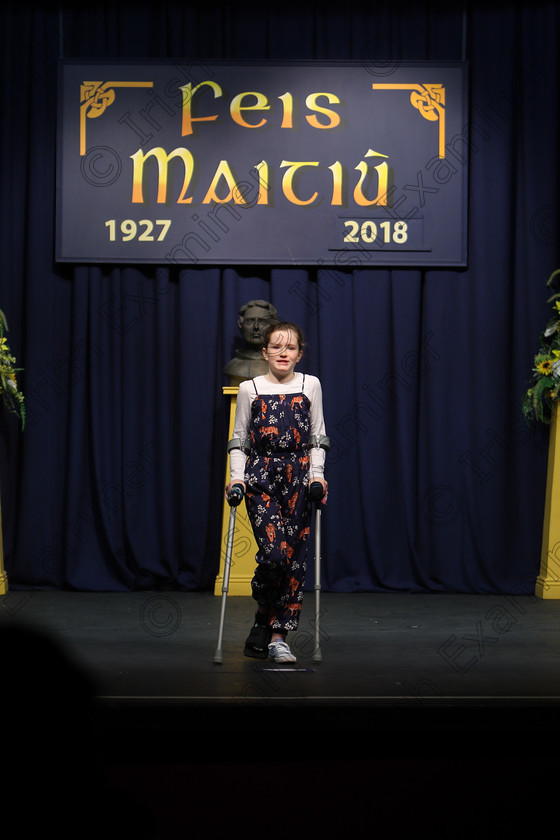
[536, 357, 553, 375]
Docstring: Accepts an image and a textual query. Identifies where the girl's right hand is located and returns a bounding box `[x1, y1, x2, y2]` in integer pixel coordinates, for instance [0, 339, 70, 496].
[225, 481, 246, 499]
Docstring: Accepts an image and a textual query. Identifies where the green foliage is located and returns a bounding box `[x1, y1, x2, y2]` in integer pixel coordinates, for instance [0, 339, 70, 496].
[0, 310, 25, 430]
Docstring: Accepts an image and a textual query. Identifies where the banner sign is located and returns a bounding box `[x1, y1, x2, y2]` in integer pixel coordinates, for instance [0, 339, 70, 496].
[56, 60, 468, 267]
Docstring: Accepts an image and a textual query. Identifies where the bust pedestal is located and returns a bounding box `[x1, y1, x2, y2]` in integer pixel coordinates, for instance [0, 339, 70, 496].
[0, 493, 7, 594]
[214, 386, 257, 596]
[536, 406, 560, 598]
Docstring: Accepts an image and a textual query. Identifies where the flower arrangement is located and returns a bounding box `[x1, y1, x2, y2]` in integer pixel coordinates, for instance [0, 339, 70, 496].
[0, 310, 25, 429]
[522, 269, 560, 424]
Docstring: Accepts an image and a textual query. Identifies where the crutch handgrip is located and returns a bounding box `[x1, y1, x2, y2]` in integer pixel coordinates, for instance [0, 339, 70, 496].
[227, 483, 245, 507]
[309, 481, 325, 502]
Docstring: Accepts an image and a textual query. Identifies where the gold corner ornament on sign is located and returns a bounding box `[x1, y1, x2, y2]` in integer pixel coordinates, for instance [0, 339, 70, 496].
[79, 81, 154, 156]
[372, 83, 446, 159]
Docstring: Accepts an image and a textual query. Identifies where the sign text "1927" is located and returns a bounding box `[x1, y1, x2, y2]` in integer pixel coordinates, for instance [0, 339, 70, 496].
[105, 219, 172, 242]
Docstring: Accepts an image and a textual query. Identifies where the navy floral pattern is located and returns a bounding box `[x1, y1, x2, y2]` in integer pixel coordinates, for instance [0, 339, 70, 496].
[245, 383, 312, 632]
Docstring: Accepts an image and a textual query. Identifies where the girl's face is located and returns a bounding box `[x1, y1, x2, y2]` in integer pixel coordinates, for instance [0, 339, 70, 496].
[263, 329, 303, 380]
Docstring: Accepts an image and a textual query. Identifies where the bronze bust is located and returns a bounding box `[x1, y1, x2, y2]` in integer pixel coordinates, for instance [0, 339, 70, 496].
[223, 299, 279, 386]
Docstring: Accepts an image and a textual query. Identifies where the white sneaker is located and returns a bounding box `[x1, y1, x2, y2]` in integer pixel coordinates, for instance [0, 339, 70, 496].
[268, 639, 297, 663]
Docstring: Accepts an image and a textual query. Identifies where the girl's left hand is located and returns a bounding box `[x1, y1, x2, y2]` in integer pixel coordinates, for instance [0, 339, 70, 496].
[310, 476, 328, 498]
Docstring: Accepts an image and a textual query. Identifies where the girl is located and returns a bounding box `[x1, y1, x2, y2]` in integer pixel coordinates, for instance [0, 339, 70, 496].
[226, 321, 328, 663]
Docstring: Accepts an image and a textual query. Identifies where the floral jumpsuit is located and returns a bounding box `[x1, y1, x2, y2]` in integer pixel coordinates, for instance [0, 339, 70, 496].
[244, 377, 312, 633]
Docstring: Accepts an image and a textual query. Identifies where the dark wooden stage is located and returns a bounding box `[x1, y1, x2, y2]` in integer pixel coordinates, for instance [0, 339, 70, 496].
[2, 589, 559, 837]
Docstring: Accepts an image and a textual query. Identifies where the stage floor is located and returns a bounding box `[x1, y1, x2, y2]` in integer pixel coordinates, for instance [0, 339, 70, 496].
[3, 589, 558, 838]
[3, 589, 560, 719]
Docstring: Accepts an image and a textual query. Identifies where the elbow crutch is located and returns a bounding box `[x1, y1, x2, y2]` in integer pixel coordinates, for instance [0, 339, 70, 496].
[308, 433, 330, 664]
[309, 481, 326, 663]
[213, 482, 244, 664]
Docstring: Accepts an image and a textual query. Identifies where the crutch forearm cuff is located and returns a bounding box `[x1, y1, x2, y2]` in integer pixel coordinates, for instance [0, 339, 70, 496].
[309, 434, 330, 451]
[227, 437, 251, 455]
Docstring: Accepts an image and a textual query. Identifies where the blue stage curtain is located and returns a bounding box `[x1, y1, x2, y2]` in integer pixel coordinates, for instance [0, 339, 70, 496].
[1, 1, 558, 593]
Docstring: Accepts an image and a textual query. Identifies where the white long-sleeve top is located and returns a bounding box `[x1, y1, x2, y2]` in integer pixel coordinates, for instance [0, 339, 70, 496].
[229, 372, 327, 483]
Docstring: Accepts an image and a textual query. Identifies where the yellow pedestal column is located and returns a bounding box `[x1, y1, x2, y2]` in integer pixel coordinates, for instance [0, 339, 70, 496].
[0, 492, 7, 594]
[214, 386, 257, 596]
[536, 406, 560, 598]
